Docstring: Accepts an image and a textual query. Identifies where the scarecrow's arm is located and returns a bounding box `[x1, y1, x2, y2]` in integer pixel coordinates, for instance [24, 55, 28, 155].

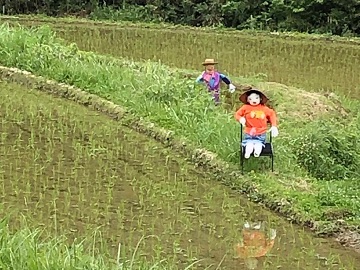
[236, 244, 248, 257]
[266, 108, 277, 127]
[219, 73, 231, 85]
[195, 72, 205, 83]
[234, 106, 247, 122]
[257, 239, 275, 257]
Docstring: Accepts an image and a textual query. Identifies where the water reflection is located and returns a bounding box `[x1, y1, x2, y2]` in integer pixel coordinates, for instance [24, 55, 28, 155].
[236, 221, 276, 269]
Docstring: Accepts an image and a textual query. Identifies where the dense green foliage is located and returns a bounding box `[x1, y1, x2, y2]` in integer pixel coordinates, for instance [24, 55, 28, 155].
[291, 120, 360, 181]
[1, 0, 359, 36]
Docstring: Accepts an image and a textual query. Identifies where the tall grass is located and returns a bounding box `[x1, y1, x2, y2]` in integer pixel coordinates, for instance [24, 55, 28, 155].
[0, 217, 113, 269]
[0, 24, 360, 231]
[0, 217, 195, 269]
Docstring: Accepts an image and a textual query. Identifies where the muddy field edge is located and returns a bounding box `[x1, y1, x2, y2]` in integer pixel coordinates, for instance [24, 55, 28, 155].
[0, 65, 359, 254]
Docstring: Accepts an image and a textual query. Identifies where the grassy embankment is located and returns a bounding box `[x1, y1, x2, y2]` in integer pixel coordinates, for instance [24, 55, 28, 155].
[0, 23, 359, 236]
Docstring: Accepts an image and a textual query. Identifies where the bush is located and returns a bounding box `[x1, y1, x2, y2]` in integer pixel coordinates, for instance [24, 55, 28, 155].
[89, 5, 159, 24]
[291, 120, 360, 181]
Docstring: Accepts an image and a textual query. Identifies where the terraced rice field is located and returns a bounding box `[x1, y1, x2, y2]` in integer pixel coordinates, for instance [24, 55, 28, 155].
[1, 78, 360, 269]
[2, 16, 359, 96]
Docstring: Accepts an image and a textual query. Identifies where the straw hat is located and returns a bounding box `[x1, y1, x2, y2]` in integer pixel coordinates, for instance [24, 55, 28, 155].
[202, 58, 218, 65]
[239, 89, 269, 104]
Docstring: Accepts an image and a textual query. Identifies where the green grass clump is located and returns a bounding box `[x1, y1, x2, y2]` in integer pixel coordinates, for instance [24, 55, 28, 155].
[291, 119, 360, 181]
[0, 218, 112, 269]
[1, 23, 360, 231]
[0, 218, 182, 269]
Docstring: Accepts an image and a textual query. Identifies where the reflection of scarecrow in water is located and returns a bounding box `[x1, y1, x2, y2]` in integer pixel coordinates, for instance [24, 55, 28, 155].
[235, 221, 276, 269]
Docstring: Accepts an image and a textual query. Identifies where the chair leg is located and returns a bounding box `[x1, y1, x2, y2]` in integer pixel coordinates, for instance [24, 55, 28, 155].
[240, 147, 244, 174]
[271, 155, 274, 172]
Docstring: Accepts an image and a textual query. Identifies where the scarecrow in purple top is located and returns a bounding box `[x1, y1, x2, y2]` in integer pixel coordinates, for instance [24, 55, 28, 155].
[196, 58, 236, 105]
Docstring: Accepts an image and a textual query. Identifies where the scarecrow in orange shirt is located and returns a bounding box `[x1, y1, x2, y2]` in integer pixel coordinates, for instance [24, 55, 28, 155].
[235, 221, 277, 269]
[234, 89, 278, 158]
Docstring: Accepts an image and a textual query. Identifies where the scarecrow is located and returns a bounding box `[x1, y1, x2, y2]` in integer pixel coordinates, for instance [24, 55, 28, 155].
[195, 58, 236, 105]
[236, 221, 277, 269]
[234, 89, 278, 158]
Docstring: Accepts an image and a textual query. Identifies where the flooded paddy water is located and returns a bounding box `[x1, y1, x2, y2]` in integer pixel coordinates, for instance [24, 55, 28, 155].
[1, 79, 360, 269]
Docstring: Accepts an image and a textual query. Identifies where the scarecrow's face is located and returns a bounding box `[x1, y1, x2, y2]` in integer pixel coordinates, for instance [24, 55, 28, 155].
[205, 64, 215, 73]
[247, 93, 260, 106]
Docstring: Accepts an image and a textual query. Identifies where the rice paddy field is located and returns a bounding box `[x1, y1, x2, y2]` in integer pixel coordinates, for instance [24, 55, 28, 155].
[1, 77, 360, 270]
[58, 26, 360, 97]
[1, 15, 360, 269]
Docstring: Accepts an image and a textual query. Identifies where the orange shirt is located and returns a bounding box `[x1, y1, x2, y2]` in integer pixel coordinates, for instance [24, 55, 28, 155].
[234, 104, 277, 135]
[236, 230, 275, 258]
[236, 241, 275, 258]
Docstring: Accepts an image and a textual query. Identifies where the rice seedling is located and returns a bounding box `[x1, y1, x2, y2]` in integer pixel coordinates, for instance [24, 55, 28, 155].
[1, 74, 360, 269]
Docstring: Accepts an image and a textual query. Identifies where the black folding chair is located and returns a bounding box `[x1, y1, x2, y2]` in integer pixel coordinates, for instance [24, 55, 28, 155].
[240, 124, 274, 174]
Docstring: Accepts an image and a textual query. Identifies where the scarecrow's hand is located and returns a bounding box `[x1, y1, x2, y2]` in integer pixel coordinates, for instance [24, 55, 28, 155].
[269, 126, 279, 137]
[239, 117, 246, 126]
[228, 83, 236, 93]
[270, 229, 277, 240]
